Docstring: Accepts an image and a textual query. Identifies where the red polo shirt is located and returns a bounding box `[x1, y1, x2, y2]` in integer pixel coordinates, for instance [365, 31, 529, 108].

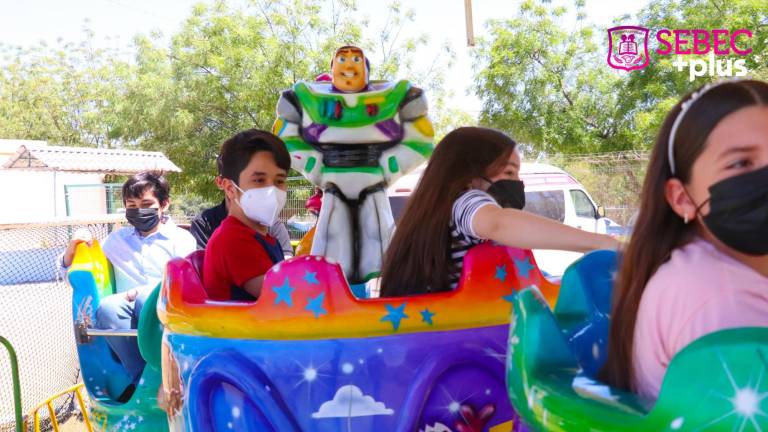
[203, 216, 279, 300]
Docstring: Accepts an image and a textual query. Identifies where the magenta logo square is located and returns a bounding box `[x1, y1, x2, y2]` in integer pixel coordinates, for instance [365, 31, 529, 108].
[607, 26, 651, 71]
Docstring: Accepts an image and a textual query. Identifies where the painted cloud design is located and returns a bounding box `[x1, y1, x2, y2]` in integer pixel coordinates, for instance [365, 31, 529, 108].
[312, 385, 394, 418]
[420, 423, 453, 432]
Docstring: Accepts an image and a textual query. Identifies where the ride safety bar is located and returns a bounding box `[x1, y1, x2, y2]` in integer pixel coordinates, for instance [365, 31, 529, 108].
[74, 321, 137, 344]
[85, 329, 139, 337]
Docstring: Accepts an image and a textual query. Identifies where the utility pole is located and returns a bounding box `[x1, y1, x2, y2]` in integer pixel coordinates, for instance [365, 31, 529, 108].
[464, 0, 475, 47]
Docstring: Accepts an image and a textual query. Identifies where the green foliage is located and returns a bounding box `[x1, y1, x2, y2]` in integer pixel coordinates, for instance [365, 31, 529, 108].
[473, 0, 766, 224]
[473, 0, 629, 155]
[621, 0, 768, 146]
[170, 192, 216, 218]
[0, 0, 458, 201]
[474, 0, 768, 154]
[550, 154, 649, 225]
[118, 0, 370, 201]
[432, 104, 477, 141]
[0, 25, 132, 147]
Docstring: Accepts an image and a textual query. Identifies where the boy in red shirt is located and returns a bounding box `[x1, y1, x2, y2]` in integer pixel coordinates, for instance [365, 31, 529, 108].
[203, 129, 291, 300]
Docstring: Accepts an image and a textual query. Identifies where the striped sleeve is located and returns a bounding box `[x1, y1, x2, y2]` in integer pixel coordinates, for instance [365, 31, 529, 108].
[451, 190, 499, 240]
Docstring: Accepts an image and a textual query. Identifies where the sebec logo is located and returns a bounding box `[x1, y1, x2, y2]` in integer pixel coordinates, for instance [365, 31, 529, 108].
[607, 26, 753, 81]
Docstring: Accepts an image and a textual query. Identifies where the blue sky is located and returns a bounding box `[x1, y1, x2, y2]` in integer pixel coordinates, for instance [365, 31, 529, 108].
[0, 0, 651, 112]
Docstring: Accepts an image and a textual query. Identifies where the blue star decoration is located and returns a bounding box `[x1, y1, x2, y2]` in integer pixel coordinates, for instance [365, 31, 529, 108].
[495, 264, 507, 282]
[303, 271, 319, 285]
[381, 303, 409, 331]
[273, 277, 294, 307]
[420, 308, 436, 325]
[502, 293, 516, 303]
[305, 292, 327, 318]
[514, 257, 535, 280]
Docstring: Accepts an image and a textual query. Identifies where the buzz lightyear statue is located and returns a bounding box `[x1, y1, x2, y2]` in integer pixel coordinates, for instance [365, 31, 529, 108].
[273, 45, 434, 284]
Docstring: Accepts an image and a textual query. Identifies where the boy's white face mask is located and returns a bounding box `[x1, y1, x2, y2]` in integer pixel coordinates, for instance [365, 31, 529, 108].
[232, 183, 287, 227]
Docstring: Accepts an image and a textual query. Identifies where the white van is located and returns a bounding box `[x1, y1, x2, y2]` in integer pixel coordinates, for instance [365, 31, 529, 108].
[387, 162, 620, 276]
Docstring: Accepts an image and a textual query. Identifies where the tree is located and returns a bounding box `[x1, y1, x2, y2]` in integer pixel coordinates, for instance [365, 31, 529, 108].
[0, 25, 131, 148]
[473, 0, 767, 224]
[0, 0, 459, 203]
[620, 0, 768, 147]
[119, 0, 460, 200]
[474, 0, 768, 154]
[473, 0, 630, 155]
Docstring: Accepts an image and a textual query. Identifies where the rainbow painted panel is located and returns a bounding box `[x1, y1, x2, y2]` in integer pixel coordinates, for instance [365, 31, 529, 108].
[159, 243, 558, 431]
[158, 243, 559, 340]
[68, 241, 167, 432]
[70, 241, 115, 299]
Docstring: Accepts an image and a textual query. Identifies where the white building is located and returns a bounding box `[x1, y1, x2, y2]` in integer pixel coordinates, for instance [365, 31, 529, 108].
[0, 140, 181, 224]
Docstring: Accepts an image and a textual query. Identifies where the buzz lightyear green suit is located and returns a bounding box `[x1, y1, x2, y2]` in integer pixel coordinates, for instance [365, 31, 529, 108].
[273, 79, 434, 283]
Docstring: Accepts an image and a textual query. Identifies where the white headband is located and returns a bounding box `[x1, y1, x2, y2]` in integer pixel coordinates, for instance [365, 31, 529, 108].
[667, 82, 719, 175]
[667, 80, 743, 175]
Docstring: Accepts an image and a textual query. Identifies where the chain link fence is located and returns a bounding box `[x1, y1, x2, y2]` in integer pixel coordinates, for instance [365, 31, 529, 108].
[0, 155, 645, 432]
[540, 151, 649, 227]
[0, 217, 125, 432]
[282, 177, 316, 241]
[0, 200, 315, 432]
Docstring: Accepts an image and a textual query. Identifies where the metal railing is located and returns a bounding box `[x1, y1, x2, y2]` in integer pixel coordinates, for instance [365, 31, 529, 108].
[23, 384, 93, 432]
[0, 336, 22, 432]
[74, 322, 139, 345]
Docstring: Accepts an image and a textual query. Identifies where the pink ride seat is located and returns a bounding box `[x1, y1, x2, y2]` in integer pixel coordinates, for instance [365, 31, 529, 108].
[188, 249, 205, 281]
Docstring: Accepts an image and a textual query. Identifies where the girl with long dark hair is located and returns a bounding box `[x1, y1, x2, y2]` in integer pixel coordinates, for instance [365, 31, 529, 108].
[379, 126, 618, 297]
[601, 80, 768, 399]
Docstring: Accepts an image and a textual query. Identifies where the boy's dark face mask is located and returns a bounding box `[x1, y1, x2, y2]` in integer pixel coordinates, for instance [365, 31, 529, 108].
[125, 207, 161, 232]
[486, 179, 526, 210]
[697, 165, 768, 256]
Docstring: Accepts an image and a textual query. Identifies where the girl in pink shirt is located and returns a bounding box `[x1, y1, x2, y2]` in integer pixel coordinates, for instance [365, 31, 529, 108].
[601, 80, 768, 400]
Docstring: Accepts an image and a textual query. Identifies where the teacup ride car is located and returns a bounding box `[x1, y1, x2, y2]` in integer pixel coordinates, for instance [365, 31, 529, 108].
[506, 250, 768, 431]
[158, 242, 559, 432]
[68, 241, 168, 431]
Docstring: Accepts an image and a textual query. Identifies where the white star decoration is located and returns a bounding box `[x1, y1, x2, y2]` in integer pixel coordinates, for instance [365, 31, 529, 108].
[702, 353, 768, 430]
[438, 384, 478, 418]
[114, 414, 144, 431]
[292, 359, 331, 403]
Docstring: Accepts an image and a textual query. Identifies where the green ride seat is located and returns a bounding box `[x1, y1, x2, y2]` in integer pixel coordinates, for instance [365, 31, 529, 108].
[507, 285, 768, 431]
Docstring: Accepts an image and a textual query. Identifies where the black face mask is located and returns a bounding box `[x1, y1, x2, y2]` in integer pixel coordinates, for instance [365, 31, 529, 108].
[702, 165, 768, 256]
[125, 207, 161, 232]
[486, 179, 526, 210]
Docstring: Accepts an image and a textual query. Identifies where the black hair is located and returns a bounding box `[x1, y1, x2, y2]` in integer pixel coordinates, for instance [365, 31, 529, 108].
[122, 171, 170, 205]
[380, 127, 517, 296]
[601, 79, 768, 390]
[219, 129, 291, 185]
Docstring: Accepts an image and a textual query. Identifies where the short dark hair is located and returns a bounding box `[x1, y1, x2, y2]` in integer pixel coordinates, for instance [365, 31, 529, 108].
[219, 129, 291, 184]
[122, 171, 170, 205]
